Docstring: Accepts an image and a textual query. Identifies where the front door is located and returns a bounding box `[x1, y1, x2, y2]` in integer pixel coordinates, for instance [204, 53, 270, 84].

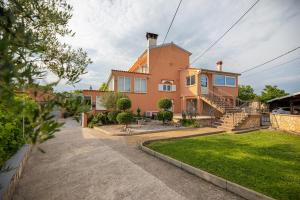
[201, 75, 208, 95]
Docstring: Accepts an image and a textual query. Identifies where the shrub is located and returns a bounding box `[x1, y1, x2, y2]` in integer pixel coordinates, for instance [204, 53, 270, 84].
[108, 111, 120, 124]
[117, 98, 131, 111]
[136, 107, 141, 118]
[116, 112, 133, 128]
[101, 92, 127, 110]
[181, 119, 201, 128]
[158, 98, 172, 110]
[157, 111, 173, 124]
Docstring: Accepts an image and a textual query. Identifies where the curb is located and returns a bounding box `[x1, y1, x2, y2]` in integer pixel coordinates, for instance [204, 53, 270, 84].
[140, 141, 274, 200]
[94, 126, 197, 136]
[0, 144, 32, 200]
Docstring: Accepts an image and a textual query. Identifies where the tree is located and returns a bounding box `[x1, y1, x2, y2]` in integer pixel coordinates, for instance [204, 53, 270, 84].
[157, 98, 173, 124]
[0, 0, 91, 163]
[260, 85, 288, 103]
[238, 85, 257, 101]
[116, 112, 133, 129]
[101, 92, 127, 111]
[99, 83, 108, 91]
[117, 98, 131, 111]
[158, 98, 172, 110]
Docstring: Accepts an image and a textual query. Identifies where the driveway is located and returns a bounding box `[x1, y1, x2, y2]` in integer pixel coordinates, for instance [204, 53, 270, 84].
[13, 119, 242, 200]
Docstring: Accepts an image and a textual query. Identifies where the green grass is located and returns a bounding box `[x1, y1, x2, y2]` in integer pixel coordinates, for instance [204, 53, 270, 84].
[147, 130, 300, 200]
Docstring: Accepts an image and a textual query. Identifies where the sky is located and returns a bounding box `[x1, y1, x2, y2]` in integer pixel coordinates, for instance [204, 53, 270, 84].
[52, 0, 300, 94]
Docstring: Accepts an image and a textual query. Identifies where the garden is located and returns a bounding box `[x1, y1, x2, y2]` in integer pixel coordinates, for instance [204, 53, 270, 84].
[147, 130, 300, 200]
[86, 92, 191, 135]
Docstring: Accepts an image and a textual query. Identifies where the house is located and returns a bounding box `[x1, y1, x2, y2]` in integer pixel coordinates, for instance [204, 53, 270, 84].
[83, 32, 241, 119]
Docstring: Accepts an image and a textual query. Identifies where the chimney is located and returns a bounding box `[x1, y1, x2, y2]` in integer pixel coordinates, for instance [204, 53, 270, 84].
[146, 32, 158, 48]
[216, 61, 223, 71]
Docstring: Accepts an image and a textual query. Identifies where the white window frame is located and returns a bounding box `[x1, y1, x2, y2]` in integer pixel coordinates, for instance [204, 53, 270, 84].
[118, 76, 131, 92]
[158, 84, 176, 92]
[213, 74, 236, 87]
[134, 78, 147, 93]
[96, 96, 106, 110]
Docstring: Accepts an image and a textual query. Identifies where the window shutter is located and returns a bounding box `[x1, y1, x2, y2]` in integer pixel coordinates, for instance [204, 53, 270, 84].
[158, 84, 163, 91]
[172, 85, 176, 91]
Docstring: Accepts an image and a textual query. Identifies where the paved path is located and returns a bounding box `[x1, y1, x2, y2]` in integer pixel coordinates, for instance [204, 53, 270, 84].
[13, 119, 242, 200]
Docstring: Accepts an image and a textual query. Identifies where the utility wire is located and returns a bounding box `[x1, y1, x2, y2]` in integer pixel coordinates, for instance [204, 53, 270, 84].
[162, 0, 183, 45]
[243, 55, 300, 78]
[241, 46, 300, 73]
[191, 0, 260, 65]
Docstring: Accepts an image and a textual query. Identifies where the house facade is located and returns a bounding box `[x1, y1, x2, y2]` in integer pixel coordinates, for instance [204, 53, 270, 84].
[83, 32, 240, 116]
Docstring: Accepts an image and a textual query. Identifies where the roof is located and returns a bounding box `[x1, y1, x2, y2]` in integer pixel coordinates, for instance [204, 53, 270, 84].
[111, 69, 150, 75]
[267, 92, 300, 103]
[185, 67, 241, 75]
[150, 42, 192, 55]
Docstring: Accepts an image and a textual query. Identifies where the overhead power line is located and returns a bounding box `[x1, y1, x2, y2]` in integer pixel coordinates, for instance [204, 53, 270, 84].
[191, 0, 260, 65]
[162, 0, 183, 45]
[243, 55, 300, 78]
[241, 46, 300, 73]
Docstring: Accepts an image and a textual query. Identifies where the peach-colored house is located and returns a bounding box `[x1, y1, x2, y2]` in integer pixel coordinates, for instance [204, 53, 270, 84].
[83, 32, 240, 117]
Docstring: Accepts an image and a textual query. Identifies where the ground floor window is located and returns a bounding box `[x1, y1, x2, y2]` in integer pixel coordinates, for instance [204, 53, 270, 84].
[134, 78, 147, 93]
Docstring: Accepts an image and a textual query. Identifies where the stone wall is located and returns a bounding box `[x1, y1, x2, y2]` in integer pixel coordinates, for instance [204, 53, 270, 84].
[236, 114, 261, 130]
[270, 114, 300, 133]
[0, 144, 32, 200]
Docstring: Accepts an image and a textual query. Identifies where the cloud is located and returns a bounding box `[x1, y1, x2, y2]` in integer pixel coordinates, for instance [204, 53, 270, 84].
[55, 0, 300, 94]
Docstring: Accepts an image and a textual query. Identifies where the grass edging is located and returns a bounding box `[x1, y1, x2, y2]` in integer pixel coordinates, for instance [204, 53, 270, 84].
[140, 139, 275, 200]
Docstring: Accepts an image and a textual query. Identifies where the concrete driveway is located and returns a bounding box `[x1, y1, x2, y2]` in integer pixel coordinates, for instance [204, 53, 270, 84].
[13, 119, 242, 200]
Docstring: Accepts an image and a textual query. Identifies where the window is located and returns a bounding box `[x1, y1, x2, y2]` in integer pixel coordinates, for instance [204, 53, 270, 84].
[225, 76, 236, 86]
[186, 75, 196, 86]
[96, 96, 106, 110]
[118, 77, 131, 92]
[214, 75, 236, 87]
[214, 75, 225, 85]
[134, 78, 147, 93]
[158, 84, 176, 92]
[201, 75, 208, 87]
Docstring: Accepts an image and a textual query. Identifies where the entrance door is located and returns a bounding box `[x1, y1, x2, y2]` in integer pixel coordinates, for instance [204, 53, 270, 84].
[201, 75, 208, 95]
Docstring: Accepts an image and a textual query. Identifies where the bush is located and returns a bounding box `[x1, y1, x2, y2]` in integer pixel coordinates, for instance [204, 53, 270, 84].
[157, 111, 173, 124]
[101, 92, 127, 110]
[108, 111, 120, 124]
[117, 98, 131, 111]
[158, 98, 172, 110]
[116, 112, 133, 128]
[181, 119, 201, 128]
[136, 107, 141, 118]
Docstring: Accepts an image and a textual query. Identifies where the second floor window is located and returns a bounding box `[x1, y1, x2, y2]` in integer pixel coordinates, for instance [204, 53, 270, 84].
[214, 75, 236, 87]
[186, 75, 195, 86]
[118, 77, 131, 92]
[134, 78, 147, 93]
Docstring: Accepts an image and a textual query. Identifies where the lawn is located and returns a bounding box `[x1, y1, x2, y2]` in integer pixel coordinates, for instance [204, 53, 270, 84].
[147, 130, 300, 200]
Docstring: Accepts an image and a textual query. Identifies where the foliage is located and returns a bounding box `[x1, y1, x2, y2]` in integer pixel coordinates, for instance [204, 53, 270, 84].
[0, 0, 92, 102]
[136, 107, 141, 118]
[117, 98, 131, 111]
[182, 119, 197, 127]
[0, 0, 91, 166]
[238, 85, 257, 101]
[147, 130, 300, 200]
[87, 112, 110, 128]
[107, 111, 120, 124]
[157, 111, 173, 124]
[116, 112, 133, 128]
[259, 85, 288, 103]
[99, 83, 108, 91]
[101, 92, 127, 111]
[158, 98, 172, 110]
[56, 92, 90, 122]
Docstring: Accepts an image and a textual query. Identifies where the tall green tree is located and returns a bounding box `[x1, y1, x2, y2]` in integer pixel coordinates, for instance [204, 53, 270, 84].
[238, 85, 257, 101]
[0, 0, 92, 160]
[260, 85, 288, 103]
[99, 83, 108, 91]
